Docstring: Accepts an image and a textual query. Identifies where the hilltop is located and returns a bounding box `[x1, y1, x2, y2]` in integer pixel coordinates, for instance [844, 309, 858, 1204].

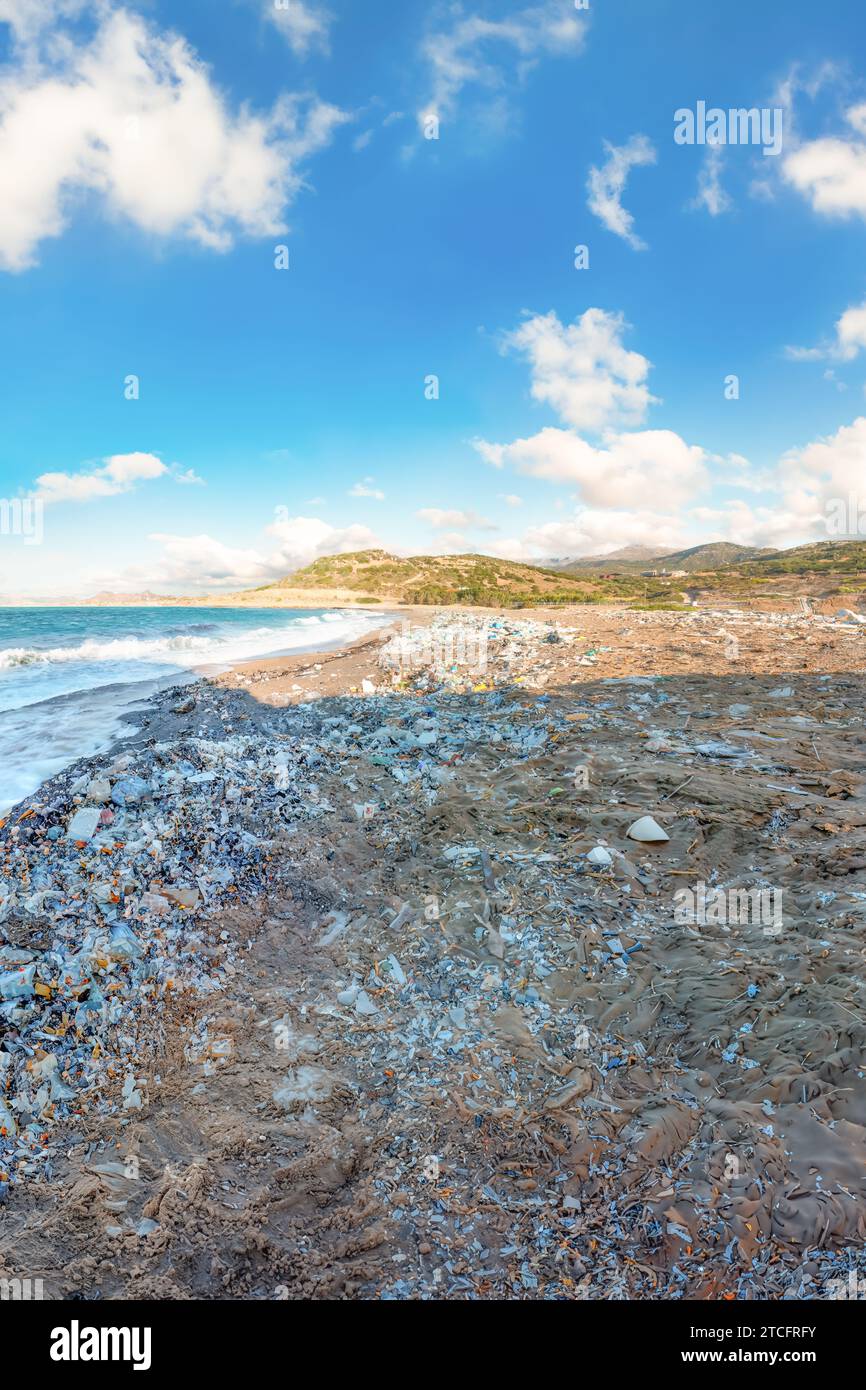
[559, 541, 775, 574]
[739, 539, 866, 574]
[250, 549, 610, 606]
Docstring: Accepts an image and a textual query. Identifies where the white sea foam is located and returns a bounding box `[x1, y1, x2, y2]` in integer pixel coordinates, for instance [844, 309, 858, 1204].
[0, 613, 368, 670]
[0, 607, 391, 810]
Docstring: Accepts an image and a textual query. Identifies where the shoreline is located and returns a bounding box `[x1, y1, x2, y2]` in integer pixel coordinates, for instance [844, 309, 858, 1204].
[2, 604, 866, 1299]
[0, 607, 399, 814]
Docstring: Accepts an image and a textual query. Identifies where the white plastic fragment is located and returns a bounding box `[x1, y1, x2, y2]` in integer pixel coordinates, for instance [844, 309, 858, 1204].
[586, 846, 613, 868]
[121, 1073, 144, 1110]
[67, 807, 101, 842]
[626, 815, 670, 843]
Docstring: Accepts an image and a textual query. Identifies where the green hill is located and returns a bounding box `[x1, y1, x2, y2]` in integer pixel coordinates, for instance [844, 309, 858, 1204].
[654, 542, 777, 571]
[742, 539, 866, 575]
[264, 549, 631, 606]
[559, 541, 775, 574]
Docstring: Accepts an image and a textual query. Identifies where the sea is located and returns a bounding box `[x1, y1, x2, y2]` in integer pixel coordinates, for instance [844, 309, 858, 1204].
[0, 606, 389, 812]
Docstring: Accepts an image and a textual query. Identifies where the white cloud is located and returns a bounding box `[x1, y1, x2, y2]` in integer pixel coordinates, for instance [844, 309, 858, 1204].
[523, 509, 689, 558]
[348, 479, 385, 499]
[265, 0, 333, 57]
[130, 515, 381, 592]
[472, 303, 801, 555]
[786, 297, 866, 362]
[418, 0, 586, 129]
[266, 515, 380, 570]
[777, 414, 866, 530]
[0, 5, 347, 270]
[417, 507, 496, 530]
[147, 532, 275, 588]
[586, 134, 656, 249]
[497, 308, 658, 433]
[691, 146, 731, 216]
[782, 101, 866, 223]
[476, 426, 707, 509]
[33, 451, 169, 504]
[498, 493, 523, 506]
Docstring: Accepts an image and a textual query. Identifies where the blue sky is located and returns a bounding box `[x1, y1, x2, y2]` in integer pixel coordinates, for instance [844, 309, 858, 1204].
[2, 0, 866, 595]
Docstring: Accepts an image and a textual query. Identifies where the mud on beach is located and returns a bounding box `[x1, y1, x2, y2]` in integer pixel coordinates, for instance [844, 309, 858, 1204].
[2, 604, 866, 1300]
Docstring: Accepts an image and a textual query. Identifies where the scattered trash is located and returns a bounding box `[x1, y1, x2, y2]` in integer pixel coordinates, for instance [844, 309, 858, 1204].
[1, 601, 865, 1300]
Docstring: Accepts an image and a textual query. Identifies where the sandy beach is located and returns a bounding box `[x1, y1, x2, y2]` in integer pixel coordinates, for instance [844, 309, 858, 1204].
[2, 602, 866, 1300]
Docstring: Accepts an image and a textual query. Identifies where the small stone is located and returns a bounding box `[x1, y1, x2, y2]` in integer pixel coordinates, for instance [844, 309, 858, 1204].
[111, 776, 152, 807]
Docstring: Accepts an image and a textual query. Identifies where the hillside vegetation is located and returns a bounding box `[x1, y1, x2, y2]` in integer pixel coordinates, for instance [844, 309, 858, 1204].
[263, 550, 636, 606]
[244, 539, 866, 609]
[560, 541, 775, 574]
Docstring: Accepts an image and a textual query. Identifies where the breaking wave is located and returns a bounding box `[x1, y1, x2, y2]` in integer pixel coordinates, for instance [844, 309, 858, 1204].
[0, 612, 364, 670]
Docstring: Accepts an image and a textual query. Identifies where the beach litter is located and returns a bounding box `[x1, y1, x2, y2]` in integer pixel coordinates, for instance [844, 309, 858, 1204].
[1, 605, 866, 1299]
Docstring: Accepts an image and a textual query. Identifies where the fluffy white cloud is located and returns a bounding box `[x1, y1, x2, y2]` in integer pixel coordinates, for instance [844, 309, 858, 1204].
[34, 451, 168, 504]
[0, 5, 347, 270]
[417, 507, 496, 530]
[524, 509, 689, 558]
[472, 304, 800, 555]
[497, 308, 658, 433]
[687, 500, 805, 550]
[476, 426, 707, 509]
[498, 493, 523, 506]
[418, 0, 586, 128]
[265, 0, 333, 57]
[134, 516, 381, 592]
[147, 532, 274, 588]
[787, 297, 866, 362]
[781, 101, 866, 222]
[587, 134, 656, 249]
[266, 515, 380, 570]
[777, 415, 866, 532]
[675, 416, 866, 548]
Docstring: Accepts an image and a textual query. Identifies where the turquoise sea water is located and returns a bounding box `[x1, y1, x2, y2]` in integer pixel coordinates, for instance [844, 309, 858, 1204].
[0, 605, 387, 810]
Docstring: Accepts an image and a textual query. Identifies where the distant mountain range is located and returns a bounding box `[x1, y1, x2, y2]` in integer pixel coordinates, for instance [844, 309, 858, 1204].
[547, 541, 778, 573]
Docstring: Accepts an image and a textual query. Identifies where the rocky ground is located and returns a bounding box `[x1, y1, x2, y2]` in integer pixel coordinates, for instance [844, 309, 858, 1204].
[2, 604, 866, 1300]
